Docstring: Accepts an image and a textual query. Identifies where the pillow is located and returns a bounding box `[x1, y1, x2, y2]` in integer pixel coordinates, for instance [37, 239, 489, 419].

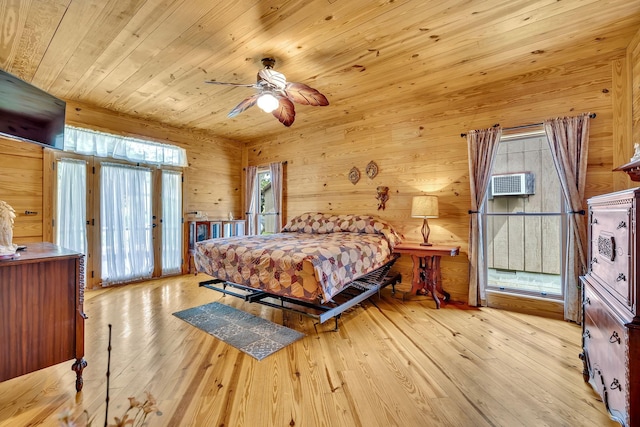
[281, 212, 339, 233]
[282, 212, 403, 248]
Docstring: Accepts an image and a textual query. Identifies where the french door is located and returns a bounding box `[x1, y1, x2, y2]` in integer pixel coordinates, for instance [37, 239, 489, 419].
[51, 152, 183, 288]
[100, 163, 153, 285]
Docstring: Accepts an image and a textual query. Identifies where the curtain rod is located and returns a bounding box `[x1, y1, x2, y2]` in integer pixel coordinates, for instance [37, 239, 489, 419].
[243, 160, 287, 171]
[460, 113, 596, 138]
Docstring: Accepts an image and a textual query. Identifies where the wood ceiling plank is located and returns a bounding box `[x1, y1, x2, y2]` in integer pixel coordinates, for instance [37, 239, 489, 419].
[94, 1, 263, 109]
[2, 0, 639, 141]
[83, 0, 226, 106]
[0, 0, 70, 80]
[0, 0, 34, 72]
[50, 0, 150, 98]
[96, 1, 394, 118]
[64, 0, 190, 100]
[31, 0, 115, 90]
[137, 0, 627, 132]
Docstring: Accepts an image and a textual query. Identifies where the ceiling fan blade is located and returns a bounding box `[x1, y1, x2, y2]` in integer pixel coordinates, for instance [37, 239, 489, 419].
[272, 97, 295, 127]
[228, 94, 259, 118]
[205, 80, 256, 88]
[284, 82, 329, 106]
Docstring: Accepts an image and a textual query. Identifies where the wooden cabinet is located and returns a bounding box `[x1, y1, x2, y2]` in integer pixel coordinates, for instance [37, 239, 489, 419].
[581, 188, 640, 427]
[0, 242, 86, 391]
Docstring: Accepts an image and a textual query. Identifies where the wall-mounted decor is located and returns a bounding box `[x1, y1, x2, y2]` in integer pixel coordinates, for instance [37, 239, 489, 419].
[376, 186, 389, 210]
[366, 161, 378, 179]
[349, 167, 360, 185]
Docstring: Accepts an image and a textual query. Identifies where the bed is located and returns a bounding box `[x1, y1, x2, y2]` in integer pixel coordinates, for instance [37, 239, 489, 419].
[194, 213, 402, 328]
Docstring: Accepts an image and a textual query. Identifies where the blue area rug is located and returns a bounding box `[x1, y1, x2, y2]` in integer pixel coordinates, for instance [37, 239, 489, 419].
[173, 302, 304, 361]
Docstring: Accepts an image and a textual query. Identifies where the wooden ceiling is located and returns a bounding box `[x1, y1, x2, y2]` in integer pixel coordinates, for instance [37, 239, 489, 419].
[1, 0, 640, 142]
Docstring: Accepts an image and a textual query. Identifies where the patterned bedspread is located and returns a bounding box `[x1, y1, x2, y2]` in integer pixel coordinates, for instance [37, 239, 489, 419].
[194, 213, 401, 303]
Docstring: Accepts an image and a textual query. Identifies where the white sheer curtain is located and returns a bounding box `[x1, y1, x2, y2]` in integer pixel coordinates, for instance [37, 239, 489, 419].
[64, 125, 188, 167]
[244, 166, 258, 235]
[56, 158, 87, 255]
[268, 162, 283, 233]
[100, 162, 153, 285]
[162, 170, 182, 275]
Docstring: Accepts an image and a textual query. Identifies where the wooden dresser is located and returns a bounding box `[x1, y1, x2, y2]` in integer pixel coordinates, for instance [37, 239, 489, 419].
[0, 242, 87, 391]
[581, 188, 640, 427]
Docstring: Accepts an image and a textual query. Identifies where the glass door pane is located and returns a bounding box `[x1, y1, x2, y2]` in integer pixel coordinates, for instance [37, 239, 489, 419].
[100, 163, 153, 285]
[55, 158, 87, 255]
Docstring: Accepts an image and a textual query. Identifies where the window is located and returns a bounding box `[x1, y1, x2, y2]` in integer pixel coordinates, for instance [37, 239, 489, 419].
[64, 126, 187, 167]
[484, 131, 567, 299]
[255, 169, 276, 235]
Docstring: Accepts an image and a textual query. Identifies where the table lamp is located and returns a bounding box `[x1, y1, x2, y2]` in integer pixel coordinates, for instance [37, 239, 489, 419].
[411, 195, 439, 246]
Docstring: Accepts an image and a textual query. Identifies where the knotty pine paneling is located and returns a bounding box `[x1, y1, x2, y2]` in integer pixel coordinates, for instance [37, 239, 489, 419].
[245, 54, 620, 304]
[631, 27, 640, 159]
[0, 136, 44, 243]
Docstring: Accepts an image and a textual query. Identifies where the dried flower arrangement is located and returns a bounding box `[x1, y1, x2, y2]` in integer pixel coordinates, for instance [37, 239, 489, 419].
[57, 325, 162, 427]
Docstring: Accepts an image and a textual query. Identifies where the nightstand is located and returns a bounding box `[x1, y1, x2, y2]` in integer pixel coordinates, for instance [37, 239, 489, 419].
[393, 243, 460, 308]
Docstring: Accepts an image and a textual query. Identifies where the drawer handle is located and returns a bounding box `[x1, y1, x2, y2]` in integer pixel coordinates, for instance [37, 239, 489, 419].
[609, 331, 621, 344]
[617, 221, 627, 229]
[583, 297, 591, 306]
[583, 330, 591, 339]
[610, 378, 622, 391]
[616, 273, 626, 282]
[591, 257, 598, 265]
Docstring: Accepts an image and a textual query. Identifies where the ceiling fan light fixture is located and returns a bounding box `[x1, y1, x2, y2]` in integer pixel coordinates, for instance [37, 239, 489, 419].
[257, 92, 279, 113]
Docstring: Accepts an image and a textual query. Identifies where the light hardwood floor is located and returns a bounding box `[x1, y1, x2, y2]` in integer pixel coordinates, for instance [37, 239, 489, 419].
[0, 274, 618, 427]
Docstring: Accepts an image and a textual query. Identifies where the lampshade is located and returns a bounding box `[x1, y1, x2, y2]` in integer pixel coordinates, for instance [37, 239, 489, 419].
[411, 195, 439, 218]
[257, 92, 279, 113]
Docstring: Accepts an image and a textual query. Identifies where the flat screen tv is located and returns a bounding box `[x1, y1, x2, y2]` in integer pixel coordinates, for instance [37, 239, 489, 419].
[0, 69, 66, 149]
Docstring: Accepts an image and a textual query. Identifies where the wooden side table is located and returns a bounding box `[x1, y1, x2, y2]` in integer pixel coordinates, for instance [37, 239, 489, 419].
[393, 242, 460, 308]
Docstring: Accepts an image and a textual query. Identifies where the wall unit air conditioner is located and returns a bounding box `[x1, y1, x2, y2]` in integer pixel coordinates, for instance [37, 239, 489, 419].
[490, 172, 535, 196]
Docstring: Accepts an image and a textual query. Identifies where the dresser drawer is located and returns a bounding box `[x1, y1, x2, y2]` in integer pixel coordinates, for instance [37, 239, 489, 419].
[589, 205, 633, 309]
[583, 284, 629, 424]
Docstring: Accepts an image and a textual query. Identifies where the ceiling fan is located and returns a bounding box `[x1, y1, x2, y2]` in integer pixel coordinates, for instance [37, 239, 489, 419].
[205, 58, 329, 127]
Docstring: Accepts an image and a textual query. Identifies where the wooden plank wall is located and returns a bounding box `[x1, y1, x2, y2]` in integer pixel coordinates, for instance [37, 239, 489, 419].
[632, 30, 640, 158]
[0, 136, 43, 243]
[0, 101, 243, 276]
[243, 52, 626, 303]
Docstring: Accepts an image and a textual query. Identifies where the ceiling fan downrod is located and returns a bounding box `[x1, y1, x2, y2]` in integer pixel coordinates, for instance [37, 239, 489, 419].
[261, 57, 276, 69]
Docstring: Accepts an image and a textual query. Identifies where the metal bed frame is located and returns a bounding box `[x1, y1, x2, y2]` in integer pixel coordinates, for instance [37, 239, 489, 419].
[199, 258, 401, 331]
